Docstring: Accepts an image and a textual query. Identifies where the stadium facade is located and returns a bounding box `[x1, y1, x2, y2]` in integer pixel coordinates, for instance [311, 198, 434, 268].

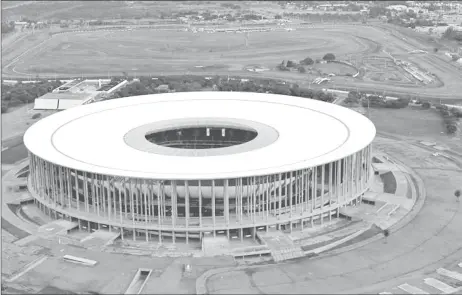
[24, 92, 376, 243]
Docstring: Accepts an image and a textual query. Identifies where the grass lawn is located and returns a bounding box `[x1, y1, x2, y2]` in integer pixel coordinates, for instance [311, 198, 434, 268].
[9, 27, 365, 77]
[368, 107, 446, 138]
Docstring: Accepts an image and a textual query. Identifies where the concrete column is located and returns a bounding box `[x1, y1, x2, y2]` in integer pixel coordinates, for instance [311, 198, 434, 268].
[44, 161, 50, 203]
[288, 172, 293, 225]
[355, 152, 360, 198]
[369, 144, 373, 183]
[343, 158, 347, 206]
[106, 175, 112, 220]
[83, 172, 88, 212]
[239, 178, 243, 224]
[172, 180, 177, 244]
[212, 180, 216, 235]
[321, 164, 325, 224]
[129, 178, 135, 241]
[224, 179, 229, 227]
[143, 180, 148, 242]
[96, 174, 102, 217]
[312, 167, 317, 212]
[266, 176, 270, 221]
[74, 170, 80, 212]
[134, 179, 138, 223]
[102, 174, 108, 215]
[118, 178, 123, 227]
[157, 181, 162, 243]
[49, 164, 55, 204]
[185, 180, 190, 244]
[278, 174, 282, 218]
[328, 162, 333, 221]
[66, 168, 72, 210]
[252, 177, 257, 223]
[246, 178, 250, 220]
[336, 160, 341, 217]
[198, 180, 202, 227]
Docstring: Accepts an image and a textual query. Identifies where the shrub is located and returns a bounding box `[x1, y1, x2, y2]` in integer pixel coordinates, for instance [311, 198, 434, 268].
[451, 108, 462, 118]
[31, 113, 41, 120]
[323, 53, 336, 61]
[300, 57, 314, 65]
[421, 101, 431, 109]
[446, 123, 457, 134]
[298, 66, 306, 73]
[286, 60, 297, 68]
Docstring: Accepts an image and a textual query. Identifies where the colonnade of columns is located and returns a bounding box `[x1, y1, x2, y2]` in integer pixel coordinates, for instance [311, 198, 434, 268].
[28, 145, 372, 243]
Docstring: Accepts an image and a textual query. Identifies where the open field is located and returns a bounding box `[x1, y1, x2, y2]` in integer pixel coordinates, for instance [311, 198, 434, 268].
[368, 107, 446, 139]
[3, 22, 462, 101]
[4, 28, 367, 76]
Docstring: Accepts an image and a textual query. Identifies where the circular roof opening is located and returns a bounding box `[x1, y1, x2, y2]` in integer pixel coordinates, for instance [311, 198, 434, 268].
[145, 126, 258, 150]
[124, 117, 279, 157]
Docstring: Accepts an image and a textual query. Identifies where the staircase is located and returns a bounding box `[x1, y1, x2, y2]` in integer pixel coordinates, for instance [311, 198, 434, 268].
[271, 246, 305, 262]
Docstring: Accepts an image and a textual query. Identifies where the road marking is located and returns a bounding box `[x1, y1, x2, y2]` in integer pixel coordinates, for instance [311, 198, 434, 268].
[424, 278, 457, 294]
[379, 292, 393, 294]
[2, 146, 8, 152]
[437, 268, 462, 282]
[6, 255, 48, 282]
[398, 283, 429, 294]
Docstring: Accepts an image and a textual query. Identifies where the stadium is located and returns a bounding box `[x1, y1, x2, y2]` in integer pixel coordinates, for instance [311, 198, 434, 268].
[24, 91, 376, 244]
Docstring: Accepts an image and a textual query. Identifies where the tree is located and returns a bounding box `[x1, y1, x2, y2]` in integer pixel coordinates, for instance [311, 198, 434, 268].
[276, 60, 289, 71]
[447, 123, 457, 134]
[300, 57, 314, 65]
[421, 101, 431, 109]
[345, 91, 360, 104]
[455, 189, 461, 202]
[286, 60, 297, 68]
[274, 14, 282, 19]
[323, 53, 336, 61]
[382, 229, 390, 243]
[1, 100, 9, 113]
[298, 66, 306, 73]
[443, 26, 454, 39]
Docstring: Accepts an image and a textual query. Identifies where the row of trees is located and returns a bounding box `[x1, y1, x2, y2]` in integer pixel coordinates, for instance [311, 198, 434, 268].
[277, 53, 336, 72]
[344, 91, 410, 109]
[109, 75, 336, 103]
[282, 12, 365, 23]
[1, 80, 62, 113]
[346, 90, 460, 135]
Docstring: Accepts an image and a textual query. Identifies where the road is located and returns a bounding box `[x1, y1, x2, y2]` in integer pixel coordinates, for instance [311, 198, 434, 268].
[205, 136, 462, 294]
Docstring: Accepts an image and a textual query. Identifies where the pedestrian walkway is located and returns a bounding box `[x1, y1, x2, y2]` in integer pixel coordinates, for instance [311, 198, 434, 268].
[378, 263, 462, 294]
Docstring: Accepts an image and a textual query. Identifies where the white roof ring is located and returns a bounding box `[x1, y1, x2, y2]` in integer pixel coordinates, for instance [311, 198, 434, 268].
[24, 92, 376, 180]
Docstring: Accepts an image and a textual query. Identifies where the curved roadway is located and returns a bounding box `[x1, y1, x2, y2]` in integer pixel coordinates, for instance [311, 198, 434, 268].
[204, 135, 462, 294]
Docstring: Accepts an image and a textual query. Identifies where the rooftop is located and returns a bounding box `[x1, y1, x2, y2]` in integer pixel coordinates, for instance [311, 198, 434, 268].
[24, 92, 376, 180]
